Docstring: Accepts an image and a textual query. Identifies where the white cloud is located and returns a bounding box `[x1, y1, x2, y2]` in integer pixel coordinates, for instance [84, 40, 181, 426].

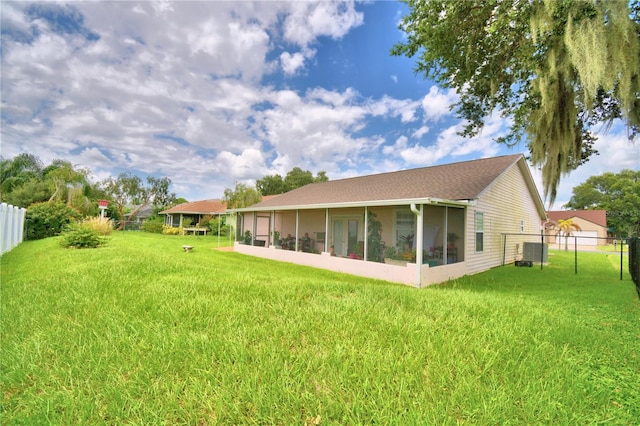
[215, 148, 268, 180]
[412, 126, 430, 139]
[397, 113, 506, 166]
[283, 1, 364, 47]
[280, 51, 306, 75]
[421, 86, 458, 121]
[369, 96, 420, 123]
[383, 136, 408, 155]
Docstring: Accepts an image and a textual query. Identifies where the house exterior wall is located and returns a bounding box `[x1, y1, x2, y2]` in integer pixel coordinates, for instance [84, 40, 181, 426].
[545, 217, 608, 246]
[465, 165, 544, 274]
[232, 157, 545, 287]
[234, 243, 467, 287]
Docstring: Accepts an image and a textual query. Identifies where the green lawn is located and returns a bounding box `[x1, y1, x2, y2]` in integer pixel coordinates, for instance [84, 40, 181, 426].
[2, 232, 638, 424]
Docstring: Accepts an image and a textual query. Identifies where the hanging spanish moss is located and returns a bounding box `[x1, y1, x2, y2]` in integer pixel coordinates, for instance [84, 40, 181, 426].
[528, 0, 639, 204]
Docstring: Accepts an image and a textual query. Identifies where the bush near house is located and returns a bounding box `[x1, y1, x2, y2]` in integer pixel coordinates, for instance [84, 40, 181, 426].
[59, 223, 103, 249]
[162, 224, 182, 235]
[82, 217, 114, 236]
[141, 216, 164, 234]
[25, 202, 82, 240]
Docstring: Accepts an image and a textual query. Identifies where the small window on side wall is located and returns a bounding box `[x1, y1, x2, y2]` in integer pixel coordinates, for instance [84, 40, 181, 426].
[475, 211, 484, 253]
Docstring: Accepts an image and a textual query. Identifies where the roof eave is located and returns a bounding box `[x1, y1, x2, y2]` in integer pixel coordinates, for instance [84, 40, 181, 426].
[229, 197, 471, 213]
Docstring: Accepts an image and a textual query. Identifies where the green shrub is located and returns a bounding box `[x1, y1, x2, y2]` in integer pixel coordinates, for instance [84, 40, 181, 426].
[219, 224, 231, 237]
[83, 216, 114, 236]
[199, 215, 213, 228]
[208, 217, 230, 236]
[60, 223, 104, 248]
[162, 225, 182, 235]
[25, 202, 82, 240]
[142, 217, 164, 234]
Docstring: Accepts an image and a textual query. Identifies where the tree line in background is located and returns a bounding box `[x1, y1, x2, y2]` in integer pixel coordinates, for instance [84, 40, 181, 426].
[0, 153, 329, 240]
[0, 153, 177, 236]
[564, 169, 640, 237]
[223, 167, 328, 208]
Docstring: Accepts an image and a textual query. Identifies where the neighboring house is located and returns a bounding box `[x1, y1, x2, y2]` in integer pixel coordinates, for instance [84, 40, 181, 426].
[122, 203, 154, 230]
[160, 199, 228, 227]
[545, 210, 608, 247]
[230, 154, 547, 288]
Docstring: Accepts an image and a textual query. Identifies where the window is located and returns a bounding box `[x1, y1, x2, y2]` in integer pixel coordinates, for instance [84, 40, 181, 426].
[395, 208, 416, 248]
[475, 211, 484, 252]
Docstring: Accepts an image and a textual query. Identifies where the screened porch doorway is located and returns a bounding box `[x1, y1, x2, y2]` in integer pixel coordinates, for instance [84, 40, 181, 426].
[331, 216, 361, 257]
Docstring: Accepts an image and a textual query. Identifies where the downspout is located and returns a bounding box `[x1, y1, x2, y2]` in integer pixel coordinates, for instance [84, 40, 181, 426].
[410, 203, 424, 288]
[364, 206, 368, 261]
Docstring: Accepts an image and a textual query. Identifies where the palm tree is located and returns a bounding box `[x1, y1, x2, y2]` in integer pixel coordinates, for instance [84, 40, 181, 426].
[553, 219, 582, 251]
[0, 153, 43, 200]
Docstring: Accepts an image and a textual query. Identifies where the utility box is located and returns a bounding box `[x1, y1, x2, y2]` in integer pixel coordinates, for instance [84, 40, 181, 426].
[523, 242, 548, 263]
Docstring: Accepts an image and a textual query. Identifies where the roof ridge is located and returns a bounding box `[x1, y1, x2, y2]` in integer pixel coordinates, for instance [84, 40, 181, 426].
[302, 153, 525, 187]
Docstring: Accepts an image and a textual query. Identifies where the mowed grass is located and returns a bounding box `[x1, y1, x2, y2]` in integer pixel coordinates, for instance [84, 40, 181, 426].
[2, 232, 638, 425]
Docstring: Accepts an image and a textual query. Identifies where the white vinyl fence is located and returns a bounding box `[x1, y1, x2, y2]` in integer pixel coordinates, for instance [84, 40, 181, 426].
[1, 202, 26, 255]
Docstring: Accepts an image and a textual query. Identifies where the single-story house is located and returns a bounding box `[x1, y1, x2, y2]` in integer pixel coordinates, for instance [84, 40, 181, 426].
[230, 154, 547, 288]
[121, 203, 154, 230]
[160, 199, 228, 228]
[545, 210, 608, 247]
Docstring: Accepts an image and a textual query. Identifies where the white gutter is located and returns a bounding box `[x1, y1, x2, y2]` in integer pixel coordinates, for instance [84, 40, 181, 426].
[410, 203, 424, 289]
[229, 197, 471, 213]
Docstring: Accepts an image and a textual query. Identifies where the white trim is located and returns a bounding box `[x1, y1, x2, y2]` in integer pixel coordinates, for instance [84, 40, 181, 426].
[229, 197, 471, 213]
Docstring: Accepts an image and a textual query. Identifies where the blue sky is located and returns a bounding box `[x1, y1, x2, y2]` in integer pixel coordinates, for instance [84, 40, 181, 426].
[2, 1, 638, 208]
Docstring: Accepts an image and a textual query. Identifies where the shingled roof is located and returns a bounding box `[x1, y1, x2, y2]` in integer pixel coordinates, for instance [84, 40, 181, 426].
[547, 210, 607, 227]
[161, 199, 227, 215]
[236, 154, 528, 211]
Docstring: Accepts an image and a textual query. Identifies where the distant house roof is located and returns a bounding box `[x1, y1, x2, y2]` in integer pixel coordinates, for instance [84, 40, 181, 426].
[160, 196, 281, 215]
[547, 210, 607, 228]
[124, 202, 154, 218]
[233, 154, 544, 215]
[160, 199, 227, 215]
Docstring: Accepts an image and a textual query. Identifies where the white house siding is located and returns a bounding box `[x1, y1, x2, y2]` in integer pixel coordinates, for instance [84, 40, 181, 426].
[465, 163, 544, 275]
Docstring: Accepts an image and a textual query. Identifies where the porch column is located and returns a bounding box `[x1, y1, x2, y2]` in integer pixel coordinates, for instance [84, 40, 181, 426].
[252, 212, 257, 245]
[410, 203, 424, 288]
[364, 206, 368, 261]
[271, 210, 275, 246]
[325, 208, 329, 253]
[295, 210, 299, 251]
[443, 207, 448, 264]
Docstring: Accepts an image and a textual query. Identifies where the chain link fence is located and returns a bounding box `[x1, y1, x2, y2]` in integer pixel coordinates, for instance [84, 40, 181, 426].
[502, 232, 630, 280]
[629, 237, 639, 297]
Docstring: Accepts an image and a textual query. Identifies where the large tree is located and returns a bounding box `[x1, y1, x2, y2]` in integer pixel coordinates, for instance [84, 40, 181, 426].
[0, 153, 43, 200]
[256, 174, 286, 196]
[392, 0, 639, 203]
[0, 154, 95, 211]
[222, 182, 262, 208]
[564, 169, 640, 237]
[257, 168, 329, 195]
[101, 173, 175, 230]
[42, 159, 89, 203]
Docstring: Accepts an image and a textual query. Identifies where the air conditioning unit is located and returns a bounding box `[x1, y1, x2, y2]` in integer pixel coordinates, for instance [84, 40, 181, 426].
[523, 242, 548, 263]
